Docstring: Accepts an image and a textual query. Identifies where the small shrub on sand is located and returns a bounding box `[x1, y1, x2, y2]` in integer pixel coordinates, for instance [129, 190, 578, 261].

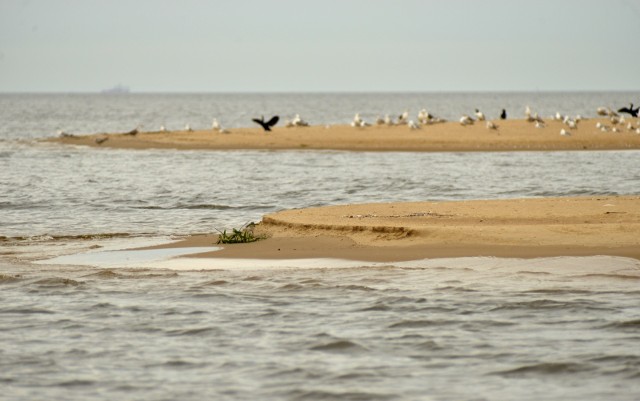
[216, 222, 264, 244]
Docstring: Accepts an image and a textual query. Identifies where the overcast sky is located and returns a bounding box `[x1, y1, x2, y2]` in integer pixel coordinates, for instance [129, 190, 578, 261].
[1, 0, 639, 92]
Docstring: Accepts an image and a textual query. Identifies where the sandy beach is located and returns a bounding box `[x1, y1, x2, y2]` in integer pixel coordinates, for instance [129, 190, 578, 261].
[146, 196, 640, 262]
[49, 118, 640, 152]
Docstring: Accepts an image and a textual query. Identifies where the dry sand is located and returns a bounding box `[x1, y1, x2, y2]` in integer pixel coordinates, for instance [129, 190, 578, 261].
[49, 118, 640, 152]
[152, 196, 640, 262]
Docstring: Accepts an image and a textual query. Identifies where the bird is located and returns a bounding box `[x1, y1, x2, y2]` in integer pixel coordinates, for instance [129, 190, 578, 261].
[351, 113, 367, 128]
[500, 109, 507, 119]
[486, 121, 498, 130]
[95, 136, 109, 145]
[290, 114, 309, 127]
[474, 109, 486, 121]
[397, 111, 409, 125]
[560, 129, 571, 136]
[184, 124, 193, 132]
[124, 125, 141, 136]
[618, 103, 639, 118]
[535, 121, 545, 129]
[57, 130, 76, 138]
[252, 115, 279, 132]
[408, 120, 420, 130]
[159, 125, 166, 132]
[212, 118, 220, 131]
[459, 115, 474, 126]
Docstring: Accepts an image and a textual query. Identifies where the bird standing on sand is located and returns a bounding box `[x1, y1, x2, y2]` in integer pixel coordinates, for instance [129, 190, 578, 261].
[486, 121, 497, 130]
[252, 115, 279, 132]
[500, 109, 507, 119]
[408, 120, 420, 130]
[459, 115, 474, 126]
[618, 103, 639, 118]
[474, 109, 486, 121]
[125, 125, 141, 136]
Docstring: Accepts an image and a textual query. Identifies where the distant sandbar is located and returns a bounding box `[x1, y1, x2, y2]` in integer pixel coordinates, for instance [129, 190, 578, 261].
[47, 118, 640, 152]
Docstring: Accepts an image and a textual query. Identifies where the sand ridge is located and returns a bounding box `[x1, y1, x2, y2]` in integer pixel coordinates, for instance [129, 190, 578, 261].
[48, 118, 640, 152]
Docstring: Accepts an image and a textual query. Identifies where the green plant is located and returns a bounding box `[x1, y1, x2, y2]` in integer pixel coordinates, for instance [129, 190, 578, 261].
[215, 222, 264, 244]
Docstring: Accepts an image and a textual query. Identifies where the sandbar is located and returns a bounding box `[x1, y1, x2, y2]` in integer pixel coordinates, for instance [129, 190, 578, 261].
[152, 196, 640, 262]
[48, 119, 640, 152]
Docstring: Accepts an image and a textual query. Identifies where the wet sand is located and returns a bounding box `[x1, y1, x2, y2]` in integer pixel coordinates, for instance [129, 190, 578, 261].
[49, 119, 640, 152]
[149, 196, 640, 262]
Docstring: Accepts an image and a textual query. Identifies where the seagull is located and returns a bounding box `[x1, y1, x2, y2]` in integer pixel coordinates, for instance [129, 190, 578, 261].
[397, 111, 409, 125]
[565, 118, 578, 129]
[560, 129, 571, 136]
[375, 116, 385, 125]
[535, 121, 545, 129]
[408, 120, 420, 130]
[95, 136, 109, 145]
[252, 115, 279, 132]
[212, 118, 220, 131]
[474, 109, 486, 121]
[184, 124, 193, 132]
[500, 109, 507, 119]
[159, 125, 166, 132]
[291, 114, 309, 127]
[486, 121, 497, 130]
[459, 115, 474, 126]
[384, 114, 393, 125]
[618, 103, 639, 118]
[596, 107, 609, 116]
[352, 113, 364, 127]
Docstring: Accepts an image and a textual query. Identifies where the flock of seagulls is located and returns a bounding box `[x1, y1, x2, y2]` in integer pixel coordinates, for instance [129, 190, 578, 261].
[57, 102, 640, 141]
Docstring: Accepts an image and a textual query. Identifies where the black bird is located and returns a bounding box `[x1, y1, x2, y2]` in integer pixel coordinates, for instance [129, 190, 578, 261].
[500, 109, 507, 120]
[252, 115, 279, 131]
[617, 103, 639, 118]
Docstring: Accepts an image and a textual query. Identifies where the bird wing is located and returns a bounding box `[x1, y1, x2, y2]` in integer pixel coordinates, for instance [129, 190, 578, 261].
[266, 116, 279, 127]
[252, 118, 264, 126]
[618, 107, 630, 113]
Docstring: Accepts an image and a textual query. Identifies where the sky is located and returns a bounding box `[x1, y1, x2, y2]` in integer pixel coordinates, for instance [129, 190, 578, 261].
[1, 0, 640, 92]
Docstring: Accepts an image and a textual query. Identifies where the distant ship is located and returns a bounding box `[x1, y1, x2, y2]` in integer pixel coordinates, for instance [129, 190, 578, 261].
[101, 84, 130, 94]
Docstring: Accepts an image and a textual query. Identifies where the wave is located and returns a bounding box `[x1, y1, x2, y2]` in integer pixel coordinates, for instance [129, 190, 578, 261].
[601, 319, 640, 329]
[309, 339, 366, 352]
[492, 362, 592, 376]
[133, 203, 274, 211]
[32, 277, 82, 287]
[1, 232, 139, 242]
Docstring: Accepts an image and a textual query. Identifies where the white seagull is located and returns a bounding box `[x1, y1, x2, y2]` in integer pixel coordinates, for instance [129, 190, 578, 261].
[459, 115, 474, 126]
[474, 109, 486, 121]
[486, 121, 497, 130]
[408, 120, 420, 130]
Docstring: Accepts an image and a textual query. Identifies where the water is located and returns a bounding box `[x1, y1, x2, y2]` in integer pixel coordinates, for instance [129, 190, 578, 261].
[1, 92, 639, 400]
